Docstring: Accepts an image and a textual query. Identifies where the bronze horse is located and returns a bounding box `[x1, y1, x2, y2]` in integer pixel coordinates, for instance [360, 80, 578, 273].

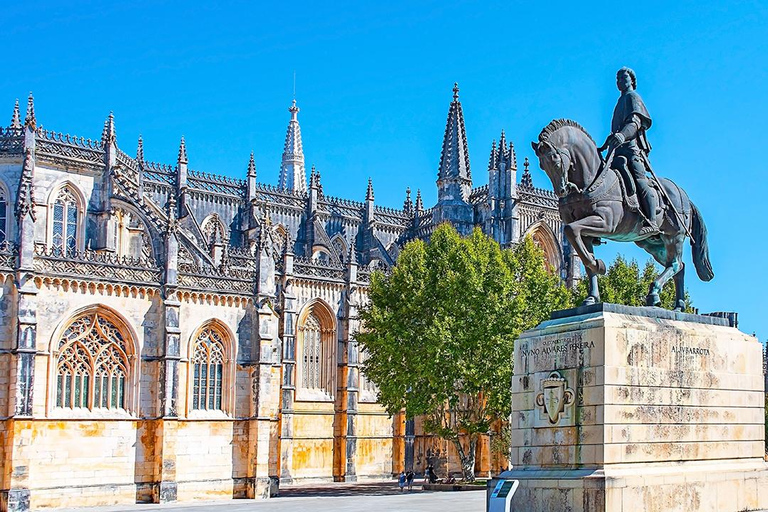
[531, 119, 713, 310]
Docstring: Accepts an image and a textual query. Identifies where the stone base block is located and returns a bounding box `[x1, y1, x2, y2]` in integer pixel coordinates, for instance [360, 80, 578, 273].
[501, 460, 768, 512]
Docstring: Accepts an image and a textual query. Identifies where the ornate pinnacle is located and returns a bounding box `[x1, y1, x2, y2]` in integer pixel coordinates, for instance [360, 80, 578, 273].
[453, 82, 460, 101]
[415, 189, 423, 211]
[521, 157, 533, 188]
[403, 187, 413, 215]
[10, 99, 21, 129]
[166, 193, 178, 232]
[247, 151, 256, 178]
[366, 177, 374, 201]
[178, 136, 188, 164]
[136, 135, 144, 162]
[488, 139, 498, 170]
[24, 92, 36, 130]
[101, 111, 116, 145]
[289, 99, 299, 119]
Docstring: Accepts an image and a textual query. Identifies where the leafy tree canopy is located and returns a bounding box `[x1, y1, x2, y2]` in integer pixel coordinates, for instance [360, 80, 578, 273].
[356, 224, 571, 479]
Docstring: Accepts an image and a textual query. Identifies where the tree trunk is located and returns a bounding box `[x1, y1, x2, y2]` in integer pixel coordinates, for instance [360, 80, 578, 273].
[451, 434, 477, 482]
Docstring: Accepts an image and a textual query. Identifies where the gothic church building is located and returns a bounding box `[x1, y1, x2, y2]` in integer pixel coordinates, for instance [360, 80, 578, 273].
[0, 85, 577, 510]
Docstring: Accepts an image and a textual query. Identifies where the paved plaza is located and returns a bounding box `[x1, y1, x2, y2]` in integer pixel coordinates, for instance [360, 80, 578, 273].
[56, 483, 486, 512]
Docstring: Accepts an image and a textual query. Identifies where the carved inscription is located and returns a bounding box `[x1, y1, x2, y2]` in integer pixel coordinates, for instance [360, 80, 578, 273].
[520, 332, 595, 358]
[671, 345, 710, 356]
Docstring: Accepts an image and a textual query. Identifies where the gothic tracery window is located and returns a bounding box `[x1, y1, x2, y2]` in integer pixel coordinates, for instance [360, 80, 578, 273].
[191, 326, 226, 411]
[0, 187, 7, 243]
[301, 313, 323, 389]
[52, 186, 79, 255]
[297, 305, 335, 399]
[202, 215, 227, 247]
[55, 312, 130, 411]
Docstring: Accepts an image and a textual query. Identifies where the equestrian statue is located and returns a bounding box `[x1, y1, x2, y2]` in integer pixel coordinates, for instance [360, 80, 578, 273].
[531, 67, 713, 311]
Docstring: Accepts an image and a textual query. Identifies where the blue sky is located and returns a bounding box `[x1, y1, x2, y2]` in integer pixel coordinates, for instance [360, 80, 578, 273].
[2, 0, 766, 338]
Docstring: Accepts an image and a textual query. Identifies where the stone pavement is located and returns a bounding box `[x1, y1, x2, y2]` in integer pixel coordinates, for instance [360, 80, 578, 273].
[56, 482, 486, 512]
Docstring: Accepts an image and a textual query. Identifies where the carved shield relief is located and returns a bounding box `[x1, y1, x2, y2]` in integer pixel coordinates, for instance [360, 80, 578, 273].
[535, 371, 575, 427]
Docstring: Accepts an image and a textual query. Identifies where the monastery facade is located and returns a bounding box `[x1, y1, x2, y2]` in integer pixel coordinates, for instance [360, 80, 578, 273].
[0, 85, 578, 511]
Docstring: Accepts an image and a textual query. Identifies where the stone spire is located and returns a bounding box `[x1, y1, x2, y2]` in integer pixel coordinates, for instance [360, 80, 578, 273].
[101, 112, 116, 146]
[24, 93, 36, 130]
[366, 177, 374, 202]
[279, 99, 306, 193]
[10, 99, 21, 129]
[521, 157, 533, 188]
[436, 82, 472, 203]
[415, 189, 423, 212]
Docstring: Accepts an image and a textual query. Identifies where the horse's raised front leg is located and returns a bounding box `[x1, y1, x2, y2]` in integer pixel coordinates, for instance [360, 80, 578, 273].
[563, 215, 610, 276]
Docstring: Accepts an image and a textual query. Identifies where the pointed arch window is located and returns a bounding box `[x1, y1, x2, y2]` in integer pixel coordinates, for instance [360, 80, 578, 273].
[301, 313, 322, 389]
[191, 327, 226, 411]
[0, 187, 7, 243]
[297, 304, 335, 400]
[52, 187, 79, 255]
[55, 313, 130, 411]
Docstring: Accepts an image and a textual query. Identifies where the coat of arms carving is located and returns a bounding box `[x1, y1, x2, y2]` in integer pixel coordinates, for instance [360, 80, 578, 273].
[535, 371, 575, 425]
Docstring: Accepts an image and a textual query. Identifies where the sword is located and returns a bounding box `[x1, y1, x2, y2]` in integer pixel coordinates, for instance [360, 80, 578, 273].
[638, 152, 695, 243]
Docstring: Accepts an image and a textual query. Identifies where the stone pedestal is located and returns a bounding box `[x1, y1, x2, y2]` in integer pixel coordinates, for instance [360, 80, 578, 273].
[507, 303, 768, 512]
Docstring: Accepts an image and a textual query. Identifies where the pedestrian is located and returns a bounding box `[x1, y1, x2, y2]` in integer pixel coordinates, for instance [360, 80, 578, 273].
[398, 471, 406, 492]
[406, 470, 414, 491]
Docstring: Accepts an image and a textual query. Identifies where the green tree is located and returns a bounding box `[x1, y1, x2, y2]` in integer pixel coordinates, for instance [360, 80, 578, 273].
[357, 224, 571, 481]
[574, 256, 692, 310]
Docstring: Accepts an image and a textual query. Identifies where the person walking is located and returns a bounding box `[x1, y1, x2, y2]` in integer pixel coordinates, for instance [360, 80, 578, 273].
[398, 471, 406, 492]
[406, 470, 415, 491]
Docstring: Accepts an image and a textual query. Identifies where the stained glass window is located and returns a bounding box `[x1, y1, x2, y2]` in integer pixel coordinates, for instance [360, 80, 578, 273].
[301, 313, 323, 390]
[52, 187, 79, 255]
[191, 327, 225, 411]
[56, 313, 129, 410]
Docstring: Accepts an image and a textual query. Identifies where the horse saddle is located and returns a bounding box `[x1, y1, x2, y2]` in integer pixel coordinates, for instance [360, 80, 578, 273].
[611, 156, 641, 212]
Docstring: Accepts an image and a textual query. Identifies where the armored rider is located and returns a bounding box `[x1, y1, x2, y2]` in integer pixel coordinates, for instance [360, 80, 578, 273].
[604, 67, 659, 236]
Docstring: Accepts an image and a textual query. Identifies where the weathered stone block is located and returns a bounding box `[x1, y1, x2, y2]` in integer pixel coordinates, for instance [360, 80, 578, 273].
[503, 304, 768, 512]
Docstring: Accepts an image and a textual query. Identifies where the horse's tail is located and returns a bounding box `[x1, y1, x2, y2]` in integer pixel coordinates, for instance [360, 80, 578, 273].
[690, 201, 714, 282]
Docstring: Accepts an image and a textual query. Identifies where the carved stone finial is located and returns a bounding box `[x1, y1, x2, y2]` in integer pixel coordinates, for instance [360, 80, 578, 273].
[136, 135, 144, 162]
[366, 177, 374, 201]
[24, 92, 36, 130]
[177, 136, 188, 164]
[16, 148, 36, 222]
[415, 189, 423, 212]
[453, 82, 460, 101]
[101, 111, 116, 145]
[166, 194, 178, 233]
[10, 99, 21, 129]
[247, 151, 256, 178]
[488, 139, 498, 171]
[521, 157, 533, 188]
[403, 187, 413, 214]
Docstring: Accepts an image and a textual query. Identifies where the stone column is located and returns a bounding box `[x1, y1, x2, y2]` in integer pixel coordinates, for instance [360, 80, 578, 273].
[2, 108, 39, 512]
[150, 204, 181, 503]
[277, 243, 297, 483]
[245, 235, 281, 498]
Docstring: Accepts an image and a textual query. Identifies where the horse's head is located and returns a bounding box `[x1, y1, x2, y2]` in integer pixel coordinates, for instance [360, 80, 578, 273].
[531, 119, 601, 198]
[531, 139, 572, 198]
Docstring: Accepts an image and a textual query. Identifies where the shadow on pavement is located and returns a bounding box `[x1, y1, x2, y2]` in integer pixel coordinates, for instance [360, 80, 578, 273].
[278, 481, 424, 498]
